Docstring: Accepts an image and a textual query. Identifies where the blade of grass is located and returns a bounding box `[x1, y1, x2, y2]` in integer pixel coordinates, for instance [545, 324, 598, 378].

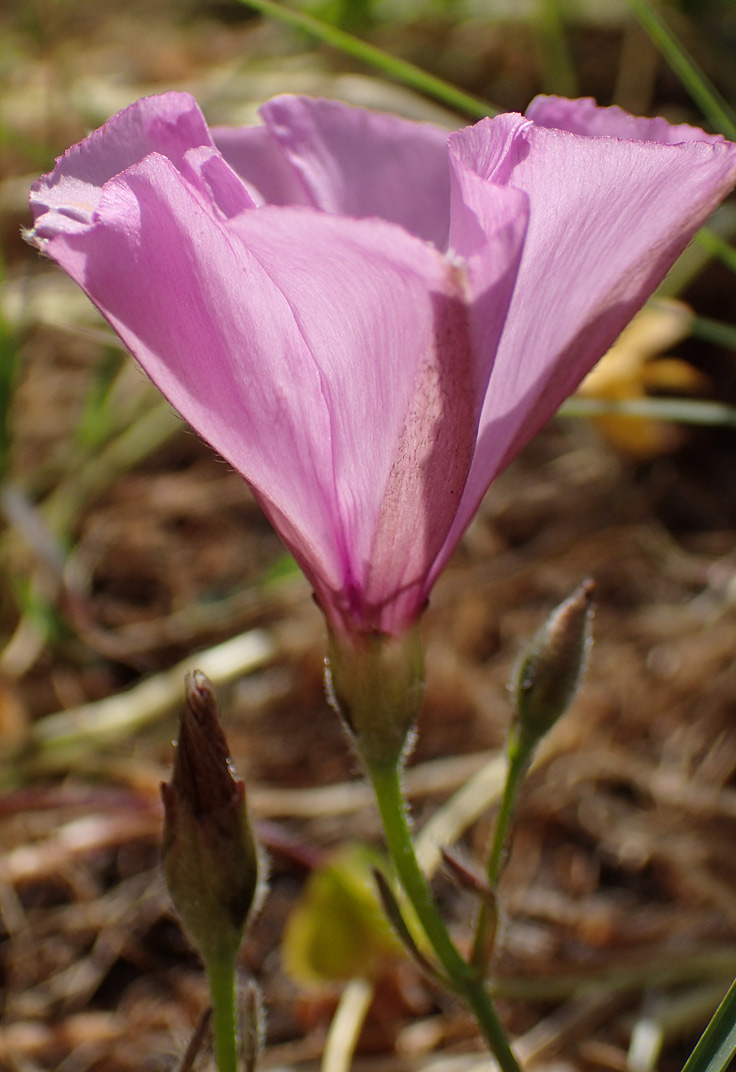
[534, 0, 578, 99]
[657, 209, 736, 297]
[690, 312, 736, 350]
[0, 251, 19, 481]
[559, 396, 736, 428]
[75, 348, 127, 450]
[42, 398, 181, 534]
[695, 230, 736, 276]
[628, 0, 736, 140]
[681, 976, 736, 1072]
[234, 0, 495, 119]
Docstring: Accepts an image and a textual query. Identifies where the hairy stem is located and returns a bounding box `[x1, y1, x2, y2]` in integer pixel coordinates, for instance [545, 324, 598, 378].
[206, 954, 239, 1072]
[368, 760, 522, 1072]
[472, 734, 533, 969]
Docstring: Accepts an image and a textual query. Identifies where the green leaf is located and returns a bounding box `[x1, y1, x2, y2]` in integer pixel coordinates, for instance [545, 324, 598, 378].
[372, 867, 448, 986]
[682, 977, 736, 1072]
[282, 844, 401, 985]
[262, 553, 301, 586]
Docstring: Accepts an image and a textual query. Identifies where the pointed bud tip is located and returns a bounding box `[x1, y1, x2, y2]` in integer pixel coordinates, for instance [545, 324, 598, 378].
[515, 579, 595, 746]
[184, 668, 219, 720]
[171, 669, 235, 816]
[161, 673, 261, 966]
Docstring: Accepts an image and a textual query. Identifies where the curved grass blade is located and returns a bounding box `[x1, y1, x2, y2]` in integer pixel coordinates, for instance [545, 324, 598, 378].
[690, 312, 736, 350]
[0, 251, 18, 481]
[695, 230, 736, 276]
[371, 868, 450, 988]
[628, 0, 736, 140]
[535, 0, 578, 98]
[234, 0, 495, 119]
[681, 976, 736, 1072]
[560, 396, 736, 429]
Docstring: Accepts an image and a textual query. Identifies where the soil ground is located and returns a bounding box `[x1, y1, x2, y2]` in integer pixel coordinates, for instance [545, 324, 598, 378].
[2, 3, 736, 1070]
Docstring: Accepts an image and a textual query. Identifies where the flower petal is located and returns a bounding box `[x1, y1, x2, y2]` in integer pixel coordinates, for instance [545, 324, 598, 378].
[34, 150, 488, 633]
[29, 92, 211, 237]
[255, 95, 452, 245]
[527, 94, 729, 146]
[180, 146, 256, 218]
[212, 124, 314, 208]
[447, 154, 529, 400]
[441, 109, 736, 561]
[30, 91, 736, 641]
[367, 178, 528, 629]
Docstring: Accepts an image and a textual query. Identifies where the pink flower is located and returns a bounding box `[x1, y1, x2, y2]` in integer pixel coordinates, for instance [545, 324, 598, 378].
[28, 93, 736, 638]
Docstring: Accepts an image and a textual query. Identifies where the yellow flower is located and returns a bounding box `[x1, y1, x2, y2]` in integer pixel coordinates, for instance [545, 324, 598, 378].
[577, 299, 706, 457]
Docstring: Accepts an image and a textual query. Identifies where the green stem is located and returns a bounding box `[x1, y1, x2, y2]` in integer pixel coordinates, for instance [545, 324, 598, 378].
[368, 760, 522, 1072]
[488, 737, 532, 889]
[472, 734, 533, 969]
[206, 954, 239, 1072]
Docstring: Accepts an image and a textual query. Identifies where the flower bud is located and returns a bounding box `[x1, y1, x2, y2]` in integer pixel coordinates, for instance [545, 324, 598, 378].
[161, 671, 260, 967]
[325, 625, 424, 771]
[514, 580, 595, 748]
